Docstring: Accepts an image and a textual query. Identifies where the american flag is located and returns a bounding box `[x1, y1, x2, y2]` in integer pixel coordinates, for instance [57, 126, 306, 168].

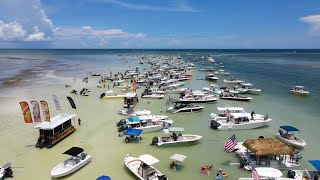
[251, 167, 260, 180]
[224, 134, 237, 152]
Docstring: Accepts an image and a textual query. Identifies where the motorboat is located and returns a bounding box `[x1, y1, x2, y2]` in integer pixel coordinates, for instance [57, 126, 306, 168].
[289, 86, 309, 96]
[100, 90, 126, 99]
[113, 80, 131, 89]
[80, 88, 90, 96]
[141, 93, 165, 99]
[117, 109, 152, 116]
[275, 126, 306, 148]
[219, 93, 252, 101]
[148, 88, 166, 94]
[238, 83, 262, 95]
[210, 107, 272, 130]
[207, 56, 215, 63]
[205, 74, 219, 81]
[214, 69, 230, 76]
[287, 160, 320, 180]
[51, 147, 92, 177]
[166, 87, 188, 94]
[116, 116, 173, 133]
[203, 84, 223, 94]
[223, 77, 245, 84]
[247, 88, 262, 95]
[167, 103, 204, 113]
[124, 154, 168, 180]
[151, 127, 202, 146]
[230, 88, 248, 94]
[238, 167, 294, 180]
[0, 163, 13, 180]
[177, 91, 218, 103]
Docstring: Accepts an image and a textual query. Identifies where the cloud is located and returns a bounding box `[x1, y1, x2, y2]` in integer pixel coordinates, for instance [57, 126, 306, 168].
[0, 20, 26, 41]
[97, 0, 199, 12]
[300, 14, 320, 35]
[25, 26, 45, 41]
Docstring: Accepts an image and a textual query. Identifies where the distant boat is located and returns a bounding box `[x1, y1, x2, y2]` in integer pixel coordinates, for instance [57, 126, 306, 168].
[289, 86, 309, 96]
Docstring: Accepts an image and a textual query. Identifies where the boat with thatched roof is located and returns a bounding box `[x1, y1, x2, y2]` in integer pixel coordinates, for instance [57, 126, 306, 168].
[236, 138, 301, 170]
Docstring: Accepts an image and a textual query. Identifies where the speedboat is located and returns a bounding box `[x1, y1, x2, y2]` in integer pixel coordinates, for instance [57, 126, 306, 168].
[287, 160, 320, 180]
[100, 90, 126, 99]
[214, 69, 230, 76]
[141, 93, 165, 99]
[219, 93, 252, 101]
[205, 74, 219, 81]
[124, 154, 168, 180]
[116, 116, 173, 133]
[178, 92, 218, 103]
[238, 167, 294, 180]
[223, 77, 245, 84]
[167, 103, 204, 113]
[51, 147, 92, 177]
[275, 126, 306, 148]
[0, 163, 13, 180]
[117, 109, 152, 116]
[151, 127, 202, 146]
[210, 107, 272, 130]
[289, 86, 309, 96]
[203, 84, 223, 94]
[207, 56, 215, 63]
[166, 87, 188, 93]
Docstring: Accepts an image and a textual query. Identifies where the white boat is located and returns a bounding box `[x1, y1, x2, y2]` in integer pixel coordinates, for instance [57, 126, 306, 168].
[287, 160, 320, 180]
[149, 88, 166, 94]
[203, 87, 223, 95]
[0, 163, 13, 180]
[205, 74, 219, 81]
[223, 77, 245, 84]
[247, 88, 262, 95]
[219, 94, 252, 101]
[289, 86, 309, 96]
[275, 126, 306, 148]
[118, 109, 152, 116]
[116, 116, 173, 133]
[166, 87, 188, 93]
[124, 154, 168, 180]
[231, 88, 248, 94]
[141, 93, 165, 99]
[167, 103, 204, 113]
[214, 69, 230, 76]
[151, 127, 202, 146]
[210, 107, 272, 130]
[178, 91, 218, 103]
[100, 90, 126, 99]
[207, 56, 215, 63]
[238, 167, 294, 180]
[51, 147, 92, 178]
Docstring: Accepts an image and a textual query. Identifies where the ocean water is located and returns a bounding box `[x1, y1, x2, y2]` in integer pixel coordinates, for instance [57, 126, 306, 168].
[0, 49, 319, 180]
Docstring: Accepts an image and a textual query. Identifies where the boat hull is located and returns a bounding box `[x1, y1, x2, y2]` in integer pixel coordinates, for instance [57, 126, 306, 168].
[155, 134, 202, 146]
[220, 97, 252, 101]
[177, 98, 218, 103]
[215, 119, 272, 130]
[51, 155, 92, 177]
[172, 107, 204, 113]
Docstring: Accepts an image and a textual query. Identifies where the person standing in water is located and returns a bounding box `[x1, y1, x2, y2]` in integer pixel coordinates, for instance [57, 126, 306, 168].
[78, 118, 81, 126]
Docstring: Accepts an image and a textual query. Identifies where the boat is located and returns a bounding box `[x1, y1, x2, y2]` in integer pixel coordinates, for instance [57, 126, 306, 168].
[289, 86, 309, 96]
[151, 127, 202, 146]
[238, 83, 262, 95]
[205, 74, 219, 81]
[80, 88, 90, 96]
[237, 138, 301, 170]
[275, 126, 306, 148]
[51, 147, 92, 178]
[203, 84, 223, 94]
[124, 154, 168, 180]
[0, 163, 13, 180]
[141, 93, 165, 99]
[34, 113, 77, 148]
[219, 93, 252, 101]
[210, 107, 272, 130]
[178, 92, 218, 103]
[207, 56, 215, 63]
[167, 103, 204, 113]
[214, 69, 230, 76]
[116, 116, 173, 133]
[287, 160, 320, 180]
[238, 167, 294, 180]
[223, 77, 245, 84]
[117, 109, 152, 116]
[100, 90, 126, 99]
[166, 87, 188, 93]
[123, 93, 139, 108]
[113, 80, 131, 89]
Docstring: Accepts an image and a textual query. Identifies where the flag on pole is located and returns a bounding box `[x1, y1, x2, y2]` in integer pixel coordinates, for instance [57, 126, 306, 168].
[82, 77, 88, 83]
[30, 101, 41, 122]
[19, 101, 33, 123]
[251, 167, 260, 180]
[67, 96, 77, 109]
[52, 94, 61, 110]
[224, 134, 237, 152]
[40, 100, 50, 122]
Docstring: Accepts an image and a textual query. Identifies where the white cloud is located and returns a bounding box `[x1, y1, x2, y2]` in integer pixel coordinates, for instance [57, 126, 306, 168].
[25, 26, 45, 41]
[0, 20, 26, 41]
[300, 14, 320, 35]
[97, 0, 199, 12]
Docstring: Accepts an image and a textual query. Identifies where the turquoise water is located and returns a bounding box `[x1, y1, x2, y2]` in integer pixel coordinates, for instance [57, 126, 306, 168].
[0, 49, 319, 180]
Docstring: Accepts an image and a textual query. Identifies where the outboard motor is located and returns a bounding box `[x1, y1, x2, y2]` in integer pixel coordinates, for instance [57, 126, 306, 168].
[100, 93, 105, 99]
[287, 170, 296, 179]
[239, 158, 247, 168]
[117, 124, 128, 132]
[151, 136, 158, 145]
[158, 175, 168, 180]
[210, 120, 221, 129]
[116, 119, 126, 127]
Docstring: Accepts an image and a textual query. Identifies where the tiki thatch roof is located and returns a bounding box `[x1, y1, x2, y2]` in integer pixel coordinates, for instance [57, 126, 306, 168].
[242, 138, 294, 156]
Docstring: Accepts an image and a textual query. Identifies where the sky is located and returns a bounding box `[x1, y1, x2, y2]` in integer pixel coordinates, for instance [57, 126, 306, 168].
[0, 0, 320, 49]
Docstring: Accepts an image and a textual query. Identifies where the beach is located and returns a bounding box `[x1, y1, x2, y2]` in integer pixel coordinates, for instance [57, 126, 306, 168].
[0, 49, 319, 180]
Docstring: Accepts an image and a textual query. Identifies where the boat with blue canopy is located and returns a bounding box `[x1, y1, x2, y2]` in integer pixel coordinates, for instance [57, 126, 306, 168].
[121, 128, 143, 143]
[275, 125, 306, 148]
[287, 160, 320, 179]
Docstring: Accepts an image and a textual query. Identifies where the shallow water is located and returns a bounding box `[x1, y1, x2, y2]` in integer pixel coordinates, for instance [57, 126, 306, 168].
[0, 49, 319, 180]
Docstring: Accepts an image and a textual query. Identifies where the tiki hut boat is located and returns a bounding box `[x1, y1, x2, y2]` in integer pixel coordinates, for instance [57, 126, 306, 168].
[238, 138, 301, 170]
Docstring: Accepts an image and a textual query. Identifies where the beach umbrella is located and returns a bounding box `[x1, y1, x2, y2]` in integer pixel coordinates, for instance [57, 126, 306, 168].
[96, 175, 111, 180]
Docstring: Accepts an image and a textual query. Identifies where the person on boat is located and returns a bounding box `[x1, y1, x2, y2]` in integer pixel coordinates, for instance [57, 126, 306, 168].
[172, 132, 178, 141]
[215, 173, 223, 180]
[170, 161, 176, 171]
[251, 111, 256, 120]
[264, 114, 269, 120]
